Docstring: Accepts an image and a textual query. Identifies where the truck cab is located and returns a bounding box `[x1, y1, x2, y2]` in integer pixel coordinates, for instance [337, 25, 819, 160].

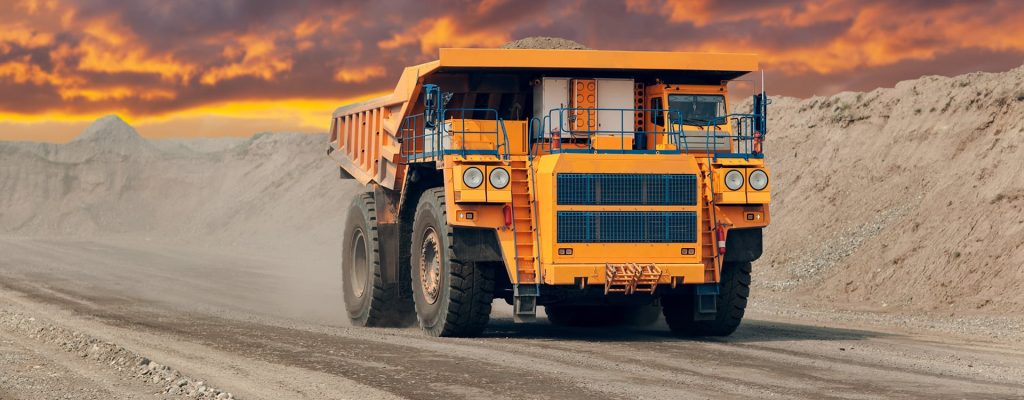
[328, 48, 770, 337]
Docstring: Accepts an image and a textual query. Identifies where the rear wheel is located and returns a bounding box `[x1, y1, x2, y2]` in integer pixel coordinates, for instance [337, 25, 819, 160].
[342, 193, 414, 327]
[410, 188, 494, 337]
[662, 261, 751, 336]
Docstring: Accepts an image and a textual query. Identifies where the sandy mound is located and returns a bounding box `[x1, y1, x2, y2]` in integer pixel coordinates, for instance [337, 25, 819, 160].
[501, 37, 590, 50]
[757, 64, 1024, 315]
[0, 120, 359, 248]
[69, 115, 156, 156]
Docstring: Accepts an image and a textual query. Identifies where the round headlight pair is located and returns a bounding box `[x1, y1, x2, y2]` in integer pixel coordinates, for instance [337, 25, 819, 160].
[463, 167, 510, 189]
[724, 169, 769, 191]
[724, 170, 744, 191]
[463, 167, 484, 188]
[749, 170, 769, 191]
[489, 168, 510, 189]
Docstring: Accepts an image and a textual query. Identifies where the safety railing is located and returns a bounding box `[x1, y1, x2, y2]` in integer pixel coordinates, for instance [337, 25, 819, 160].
[527, 107, 766, 158]
[530, 108, 685, 155]
[698, 113, 766, 160]
[399, 108, 511, 162]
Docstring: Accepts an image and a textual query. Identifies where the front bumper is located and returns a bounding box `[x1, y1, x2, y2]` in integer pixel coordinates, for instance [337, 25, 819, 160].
[543, 262, 711, 285]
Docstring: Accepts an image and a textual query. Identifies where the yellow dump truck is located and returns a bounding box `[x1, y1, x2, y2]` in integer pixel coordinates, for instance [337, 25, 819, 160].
[327, 48, 771, 337]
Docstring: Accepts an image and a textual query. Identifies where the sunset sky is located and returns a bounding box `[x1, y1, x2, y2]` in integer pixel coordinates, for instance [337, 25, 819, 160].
[2, 0, 1023, 142]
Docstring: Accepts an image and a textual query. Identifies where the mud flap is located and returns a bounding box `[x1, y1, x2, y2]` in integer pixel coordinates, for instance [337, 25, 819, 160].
[513, 284, 538, 323]
[694, 284, 719, 321]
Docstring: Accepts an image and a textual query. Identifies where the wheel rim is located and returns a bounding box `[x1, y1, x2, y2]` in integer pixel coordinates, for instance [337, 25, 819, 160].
[419, 227, 442, 305]
[350, 229, 368, 298]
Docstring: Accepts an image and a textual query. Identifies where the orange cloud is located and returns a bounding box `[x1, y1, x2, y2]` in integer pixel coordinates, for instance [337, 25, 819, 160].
[334, 66, 386, 83]
[69, 16, 197, 83]
[58, 86, 176, 102]
[15, 0, 58, 15]
[664, 1, 1024, 75]
[200, 34, 293, 85]
[0, 56, 63, 85]
[378, 16, 510, 54]
[0, 25, 55, 49]
[643, 0, 849, 27]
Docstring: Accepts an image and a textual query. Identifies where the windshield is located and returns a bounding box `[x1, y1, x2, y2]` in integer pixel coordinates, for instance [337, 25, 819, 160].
[668, 94, 726, 126]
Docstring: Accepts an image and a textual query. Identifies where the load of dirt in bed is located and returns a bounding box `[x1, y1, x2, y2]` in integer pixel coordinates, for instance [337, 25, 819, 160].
[501, 37, 590, 50]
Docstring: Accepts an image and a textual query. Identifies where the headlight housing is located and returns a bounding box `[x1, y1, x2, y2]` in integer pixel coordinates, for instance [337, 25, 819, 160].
[724, 170, 744, 191]
[489, 168, 510, 189]
[463, 167, 483, 188]
[749, 169, 768, 190]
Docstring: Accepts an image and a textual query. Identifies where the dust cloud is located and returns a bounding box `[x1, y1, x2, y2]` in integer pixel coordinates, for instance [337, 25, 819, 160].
[0, 116, 359, 325]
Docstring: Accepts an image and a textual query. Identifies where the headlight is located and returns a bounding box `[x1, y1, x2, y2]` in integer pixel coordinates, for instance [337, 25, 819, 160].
[749, 170, 768, 190]
[463, 167, 483, 188]
[724, 170, 744, 191]
[489, 168, 510, 189]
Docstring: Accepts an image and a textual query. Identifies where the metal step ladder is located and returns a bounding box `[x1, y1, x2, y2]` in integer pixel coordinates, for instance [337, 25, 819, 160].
[700, 164, 721, 283]
[509, 158, 540, 322]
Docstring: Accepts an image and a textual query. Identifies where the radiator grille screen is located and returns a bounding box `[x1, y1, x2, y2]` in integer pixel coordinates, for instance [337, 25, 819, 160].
[556, 211, 697, 243]
[557, 174, 697, 205]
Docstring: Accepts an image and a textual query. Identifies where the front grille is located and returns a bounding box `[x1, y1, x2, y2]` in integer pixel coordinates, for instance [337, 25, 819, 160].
[557, 173, 697, 205]
[557, 211, 697, 243]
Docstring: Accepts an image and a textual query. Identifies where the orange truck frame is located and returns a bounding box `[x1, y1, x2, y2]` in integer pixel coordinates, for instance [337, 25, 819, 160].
[327, 48, 771, 337]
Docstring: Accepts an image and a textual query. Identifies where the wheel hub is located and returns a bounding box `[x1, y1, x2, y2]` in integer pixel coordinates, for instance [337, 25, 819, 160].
[351, 230, 368, 298]
[419, 227, 442, 304]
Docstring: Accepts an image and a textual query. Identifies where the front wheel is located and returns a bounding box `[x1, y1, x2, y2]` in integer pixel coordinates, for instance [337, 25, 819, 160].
[662, 261, 751, 336]
[410, 188, 494, 337]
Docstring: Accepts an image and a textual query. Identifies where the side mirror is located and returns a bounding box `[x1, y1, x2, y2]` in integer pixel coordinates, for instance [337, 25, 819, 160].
[752, 93, 767, 133]
[424, 86, 438, 129]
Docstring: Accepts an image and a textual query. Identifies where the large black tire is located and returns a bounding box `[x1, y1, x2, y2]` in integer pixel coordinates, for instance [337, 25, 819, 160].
[410, 188, 495, 337]
[662, 261, 751, 336]
[342, 193, 414, 327]
[546, 304, 660, 327]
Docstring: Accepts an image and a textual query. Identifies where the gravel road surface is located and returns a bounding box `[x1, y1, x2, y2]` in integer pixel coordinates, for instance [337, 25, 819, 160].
[1, 237, 1022, 399]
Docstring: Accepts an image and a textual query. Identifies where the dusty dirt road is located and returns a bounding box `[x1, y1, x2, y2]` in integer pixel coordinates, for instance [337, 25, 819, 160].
[2, 237, 1023, 399]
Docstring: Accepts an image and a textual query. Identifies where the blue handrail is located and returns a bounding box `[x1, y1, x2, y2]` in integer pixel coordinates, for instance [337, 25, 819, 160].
[526, 107, 767, 157]
[399, 107, 510, 161]
[701, 113, 765, 160]
[535, 107, 685, 154]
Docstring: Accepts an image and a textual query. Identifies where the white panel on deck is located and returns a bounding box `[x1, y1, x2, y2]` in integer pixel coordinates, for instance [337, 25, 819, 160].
[533, 77, 569, 137]
[595, 78, 635, 136]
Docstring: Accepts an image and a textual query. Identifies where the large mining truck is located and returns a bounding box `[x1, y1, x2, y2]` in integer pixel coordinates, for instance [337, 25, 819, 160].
[327, 48, 771, 337]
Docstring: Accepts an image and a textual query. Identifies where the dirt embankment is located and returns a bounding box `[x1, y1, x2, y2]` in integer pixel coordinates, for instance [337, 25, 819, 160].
[0, 116, 358, 248]
[758, 65, 1024, 315]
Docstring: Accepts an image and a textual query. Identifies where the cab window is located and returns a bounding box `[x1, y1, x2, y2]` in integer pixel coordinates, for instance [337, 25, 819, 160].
[668, 94, 726, 126]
